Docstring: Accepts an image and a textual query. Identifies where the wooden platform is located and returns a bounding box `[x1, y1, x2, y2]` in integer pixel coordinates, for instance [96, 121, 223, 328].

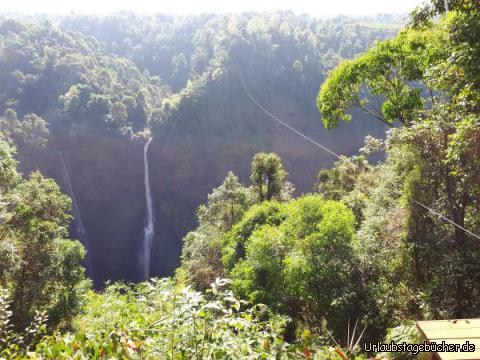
[417, 319, 480, 360]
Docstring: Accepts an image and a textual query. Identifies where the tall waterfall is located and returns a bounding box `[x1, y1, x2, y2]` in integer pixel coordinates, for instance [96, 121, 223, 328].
[58, 150, 95, 281]
[141, 138, 154, 280]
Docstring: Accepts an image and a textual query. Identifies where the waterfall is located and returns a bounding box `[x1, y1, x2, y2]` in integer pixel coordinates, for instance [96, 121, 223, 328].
[58, 150, 95, 282]
[141, 138, 154, 280]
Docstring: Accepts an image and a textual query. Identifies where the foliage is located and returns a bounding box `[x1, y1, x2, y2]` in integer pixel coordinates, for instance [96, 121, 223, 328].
[317, 24, 445, 128]
[0, 111, 50, 148]
[229, 195, 361, 340]
[198, 171, 251, 232]
[0, 288, 49, 358]
[223, 201, 287, 270]
[0, 19, 169, 137]
[4, 2, 480, 358]
[230, 225, 287, 308]
[316, 154, 377, 223]
[282, 198, 359, 335]
[317, 0, 480, 337]
[318, 2, 480, 129]
[354, 141, 422, 336]
[392, 106, 480, 318]
[183, 152, 364, 341]
[181, 171, 251, 290]
[251, 153, 288, 202]
[0, 137, 88, 331]
[0, 13, 401, 143]
[0, 12, 402, 286]
[380, 323, 428, 360]
[181, 228, 225, 292]
[182, 154, 291, 290]
[31, 278, 356, 359]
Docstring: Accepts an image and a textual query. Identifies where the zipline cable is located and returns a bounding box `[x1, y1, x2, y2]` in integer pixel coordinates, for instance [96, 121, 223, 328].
[241, 77, 341, 159]
[411, 199, 480, 241]
[240, 77, 480, 241]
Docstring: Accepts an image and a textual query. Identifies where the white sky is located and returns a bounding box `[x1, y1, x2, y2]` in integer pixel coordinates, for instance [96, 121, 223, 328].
[1, 0, 423, 16]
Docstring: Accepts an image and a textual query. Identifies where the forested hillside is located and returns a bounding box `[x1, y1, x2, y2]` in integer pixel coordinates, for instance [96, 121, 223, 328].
[0, 13, 400, 286]
[2, 1, 480, 357]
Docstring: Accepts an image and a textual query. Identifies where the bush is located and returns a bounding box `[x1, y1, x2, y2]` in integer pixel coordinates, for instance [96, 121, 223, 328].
[31, 278, 356, 359]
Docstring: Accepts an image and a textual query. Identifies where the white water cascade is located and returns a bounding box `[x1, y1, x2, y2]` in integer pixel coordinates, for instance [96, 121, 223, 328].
[141, 138, 155, 280]
[58, 150, 95, 281]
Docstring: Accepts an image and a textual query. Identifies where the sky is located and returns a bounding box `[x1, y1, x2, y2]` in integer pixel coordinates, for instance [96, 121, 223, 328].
[1, 0, 423, 16]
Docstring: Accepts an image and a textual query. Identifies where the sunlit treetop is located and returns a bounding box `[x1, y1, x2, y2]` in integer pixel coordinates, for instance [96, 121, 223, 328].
[317, 24, 446, 128]
[317, 0, 480, 129]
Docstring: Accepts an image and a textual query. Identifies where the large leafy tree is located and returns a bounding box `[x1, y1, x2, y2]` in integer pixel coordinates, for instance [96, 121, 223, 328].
[222, 201, 287, 270]
[394, 106, 480, 317]
[281, 197, 360, 332]
[0, 138, 87, 329]
[317, 0, 480, 323]
[317, 24, 445, 128]
[230, 195, 360, 340]
[181, 171, 250, 289]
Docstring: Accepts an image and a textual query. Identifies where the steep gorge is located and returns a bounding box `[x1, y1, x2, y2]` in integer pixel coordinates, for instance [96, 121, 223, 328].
[2, 13, 399, 286]
[15, 90, 386, 288]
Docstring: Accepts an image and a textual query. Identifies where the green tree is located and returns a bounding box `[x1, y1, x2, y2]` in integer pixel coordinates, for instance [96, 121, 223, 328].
[317, 0, 480, 327]
[222, 201, 287, 270]
[198, 171, 250, 232]
[5, 172, 87, 329]
[317, 24, 444, 128]
[0, 138, 87, 329]
[231, 225, 286, 308]
[181, 171, 250, 289]
[0, 139, 20, 285]
[316, 150, 379, 225]
[110, 101, 129, 128]
[316, 155, 373, 199]
[394, 106, 480, 317]
[282, 197, 360, 335]
[230, 195, 360, 340]
[250, 153, 287, 202]
[0, 113, 50, 148]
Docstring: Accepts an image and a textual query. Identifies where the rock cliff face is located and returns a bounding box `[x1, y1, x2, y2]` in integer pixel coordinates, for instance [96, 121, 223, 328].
[17, 86, 386, 288]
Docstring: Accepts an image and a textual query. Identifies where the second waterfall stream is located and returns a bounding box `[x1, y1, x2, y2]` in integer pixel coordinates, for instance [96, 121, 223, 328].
[141, 137, 155, 280]
[58, 150, 95, 282]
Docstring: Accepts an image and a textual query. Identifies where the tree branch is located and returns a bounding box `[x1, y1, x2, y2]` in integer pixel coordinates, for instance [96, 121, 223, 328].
[357, 104, 394, 127]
